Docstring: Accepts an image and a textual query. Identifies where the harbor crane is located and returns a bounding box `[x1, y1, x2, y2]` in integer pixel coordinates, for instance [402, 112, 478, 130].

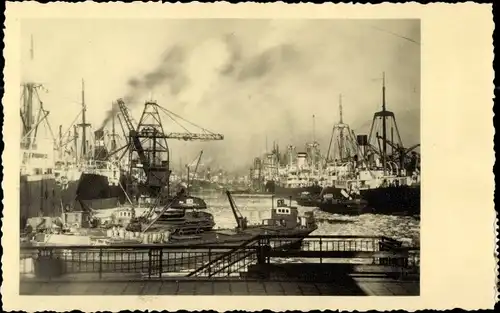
[108, 98, 224, 200]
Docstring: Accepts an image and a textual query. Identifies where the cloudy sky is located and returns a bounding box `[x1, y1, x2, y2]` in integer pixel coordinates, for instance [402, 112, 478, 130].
[21, 19, 420, 172]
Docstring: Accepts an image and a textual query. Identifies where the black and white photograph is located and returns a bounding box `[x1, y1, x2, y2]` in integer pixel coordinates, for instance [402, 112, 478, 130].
[17, 17, 421, 296]
[2, 2, 495, 312]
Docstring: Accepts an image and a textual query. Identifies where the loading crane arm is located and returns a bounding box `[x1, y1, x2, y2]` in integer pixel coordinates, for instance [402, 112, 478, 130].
[116, 98, 137, 132]
[186, 150, 204, 195]
[115, 98, 151, 173]
[225, 190, 247, 230]
[165, 133, 224, 141]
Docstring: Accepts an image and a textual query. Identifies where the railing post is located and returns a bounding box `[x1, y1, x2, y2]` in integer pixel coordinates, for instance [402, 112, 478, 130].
[319, 238, 323, 264]
[266, 242, 271, 264]
[159, 249, 163, 279]
[148, 249, 152, 279]
[257, 245, 264, 265]
[99, 248, 103, 279]
[47, 249, 53, 281]
[208, 248, 212, 276]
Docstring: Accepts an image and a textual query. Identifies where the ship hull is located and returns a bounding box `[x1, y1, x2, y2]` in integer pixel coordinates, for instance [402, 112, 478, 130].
[20, 171, 129, 225]
[73, 172, 127, 210]
[296, 197, 321, 207]
[318, 199, 371, 215]
[266, 181, 323, 200]
[322, 185, 421, 215]
[19, 175, 79, 221]
[76, 173, 125, 202]
[360, 185, 420, 215]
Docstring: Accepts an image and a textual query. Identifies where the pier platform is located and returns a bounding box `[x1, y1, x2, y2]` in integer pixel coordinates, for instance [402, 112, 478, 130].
[20, 265, 419, 296]
[20, 277, 418, 296]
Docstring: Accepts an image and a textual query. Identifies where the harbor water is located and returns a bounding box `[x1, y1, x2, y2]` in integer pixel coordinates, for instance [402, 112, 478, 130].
[196, 192, 420, 248]
[89, 191, 419, 248]
[21, 191, 420, 277]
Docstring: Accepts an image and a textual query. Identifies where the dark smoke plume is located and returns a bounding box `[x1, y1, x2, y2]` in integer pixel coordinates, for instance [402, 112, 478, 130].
[219, 33, 242, 76]
[219, 33, 299, 82]
[237, 44, 298, 81]
[99, 45, 188, 129]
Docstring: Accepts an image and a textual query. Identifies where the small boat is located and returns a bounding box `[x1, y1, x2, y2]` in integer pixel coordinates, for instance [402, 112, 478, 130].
[317, 190, 371, 215]
[295, 191, 321, 207]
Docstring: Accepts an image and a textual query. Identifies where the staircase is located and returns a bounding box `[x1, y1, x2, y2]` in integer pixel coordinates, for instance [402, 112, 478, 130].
[187, 236, 261, 278]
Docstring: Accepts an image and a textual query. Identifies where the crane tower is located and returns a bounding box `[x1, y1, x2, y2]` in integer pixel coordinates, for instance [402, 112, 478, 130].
[111, 99, 224, 200]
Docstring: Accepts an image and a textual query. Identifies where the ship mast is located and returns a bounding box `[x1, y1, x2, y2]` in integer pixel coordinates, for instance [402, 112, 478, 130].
[110, 101, 118, 153]
[78, 79, 91, 162]
[381, 72, 387, 172]
[312, 114, 316, 143]
[324, 93, 361, 168]
[367, 72, 404, 175]
[73, 125, 79, 162]
[21, 35, 37, 148]
[20, 34, 53, 150]
[338, 95, 344, 161]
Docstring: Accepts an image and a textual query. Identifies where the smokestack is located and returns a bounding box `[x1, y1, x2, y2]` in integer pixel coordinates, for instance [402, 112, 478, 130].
[94, 129, 105, 147]
[357, 134, 369, 163]
[94, 129, 109, 161]
[297, 152, 307, 169]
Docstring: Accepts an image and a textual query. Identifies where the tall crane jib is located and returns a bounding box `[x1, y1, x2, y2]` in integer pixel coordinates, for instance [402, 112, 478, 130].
[112, 98, 224, 200]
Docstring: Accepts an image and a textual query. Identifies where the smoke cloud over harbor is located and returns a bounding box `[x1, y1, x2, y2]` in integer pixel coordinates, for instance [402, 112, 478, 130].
[22, 19, 420, 174]
[99, 45, 189, 130]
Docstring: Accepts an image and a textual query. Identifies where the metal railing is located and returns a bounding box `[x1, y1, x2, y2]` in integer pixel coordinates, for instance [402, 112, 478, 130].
[20, 235, 419, 281]
[20, 243, 253, 280]
[187, 237, 260, 278]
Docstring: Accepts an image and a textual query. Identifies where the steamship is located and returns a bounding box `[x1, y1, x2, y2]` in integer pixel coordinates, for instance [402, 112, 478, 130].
[20, 37, 73, 223]
[319, 76, 421, 215]
[20, 92, 126, 229]
[71, 129, 127, 211]
[20, 128, 127, 226]
[249, 143, 323, 199]
[19, 39, 124, 225]
[19, 77, 81, 223]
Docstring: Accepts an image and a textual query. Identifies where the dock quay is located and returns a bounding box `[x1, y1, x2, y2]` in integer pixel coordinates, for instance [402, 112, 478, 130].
[20, 235, 420, 296]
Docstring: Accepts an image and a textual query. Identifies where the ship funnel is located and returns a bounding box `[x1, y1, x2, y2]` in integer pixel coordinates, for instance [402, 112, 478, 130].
[93, 129, 108, 160]
[356, 135, 368, 158]
[297, 152, 307, 169]
[95, 130, 105, 147]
